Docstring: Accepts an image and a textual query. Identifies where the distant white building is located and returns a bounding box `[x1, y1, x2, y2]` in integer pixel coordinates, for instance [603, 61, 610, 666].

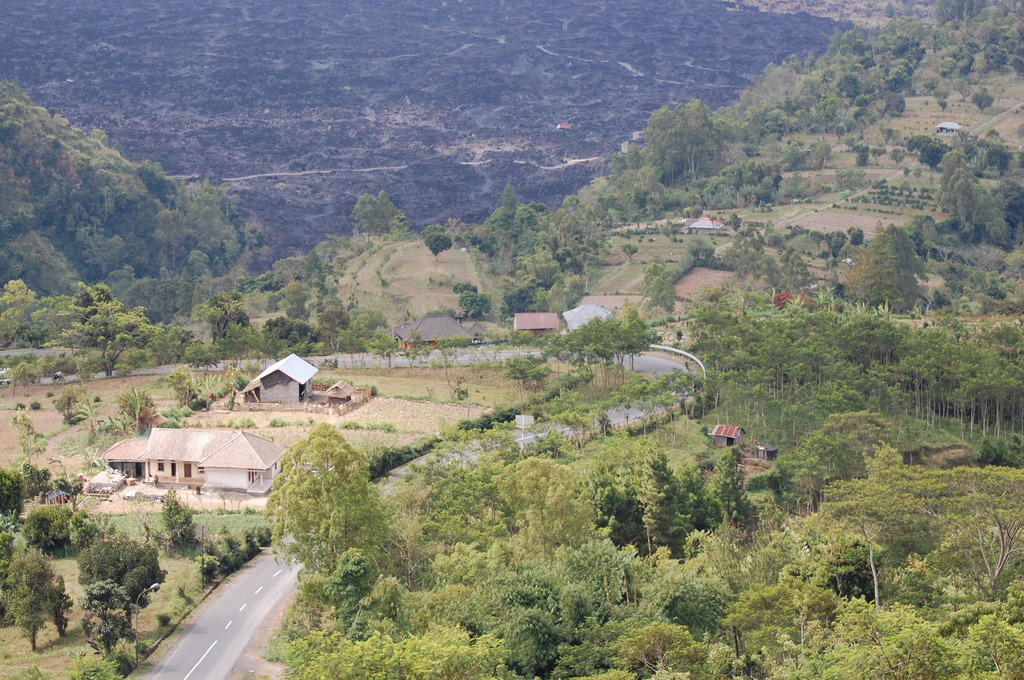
[936, 121, 963, 135]
[683, 217, 725, 234]
[562, 304, 613, 331]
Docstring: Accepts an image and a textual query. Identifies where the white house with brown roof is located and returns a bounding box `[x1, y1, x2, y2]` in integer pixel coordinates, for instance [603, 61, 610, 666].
[241, 354, 318, 404]
[102, 429, 286, 493]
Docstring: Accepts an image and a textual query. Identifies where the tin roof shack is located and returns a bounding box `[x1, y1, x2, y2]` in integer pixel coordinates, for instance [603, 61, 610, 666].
[936, 121, 963, 135]
[241, 354, 318, 404]
[563, 304, 613, 331]
[756, 444, 778, 461]
[710, 424, 745, 448]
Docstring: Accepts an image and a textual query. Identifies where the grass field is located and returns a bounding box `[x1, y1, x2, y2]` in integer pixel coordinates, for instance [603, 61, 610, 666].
[0, 549, 207, 678]
[335, 240, 502, 324]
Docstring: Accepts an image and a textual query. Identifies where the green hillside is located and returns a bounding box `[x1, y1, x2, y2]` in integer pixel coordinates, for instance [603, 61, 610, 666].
[0, 82, 264, 296]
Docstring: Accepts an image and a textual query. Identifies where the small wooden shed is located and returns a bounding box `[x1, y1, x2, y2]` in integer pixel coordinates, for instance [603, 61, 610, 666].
[710, 424, 745, 448]
[756, 444, 779, 461]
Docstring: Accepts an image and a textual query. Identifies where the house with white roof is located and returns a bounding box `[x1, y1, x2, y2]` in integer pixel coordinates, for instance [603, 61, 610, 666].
[562, 304, 613, 331]
[936, 122, 963, 135]
[240, 354, 318, 404]
[684, 217, 725, 234]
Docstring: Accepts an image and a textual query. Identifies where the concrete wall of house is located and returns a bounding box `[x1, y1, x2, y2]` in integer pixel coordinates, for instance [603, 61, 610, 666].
[151, 459, 203, 482]
[205, 468, 250, 490]
[261, 371, 300, 403]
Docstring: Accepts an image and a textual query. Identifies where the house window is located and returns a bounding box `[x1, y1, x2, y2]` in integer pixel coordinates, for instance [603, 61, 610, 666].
[157, 462, 165, 472]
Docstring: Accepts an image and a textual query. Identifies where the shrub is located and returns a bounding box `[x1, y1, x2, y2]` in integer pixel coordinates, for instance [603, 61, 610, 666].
[156, 613, 172, 627]
[235, 417, 257, 429]
[269, 418, 288, 428]
[22, 505, 73, 554]
[197, 554, 220, 584]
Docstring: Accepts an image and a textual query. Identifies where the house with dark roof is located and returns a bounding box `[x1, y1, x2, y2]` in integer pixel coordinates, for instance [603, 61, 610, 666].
[102, 429, 287, 493]
[514, 312, 561, 336]
[710, 424, 745, 448]
[241, 354, 318, 404]
[323, 379, 371, 406]
[389, 315, 483, 348]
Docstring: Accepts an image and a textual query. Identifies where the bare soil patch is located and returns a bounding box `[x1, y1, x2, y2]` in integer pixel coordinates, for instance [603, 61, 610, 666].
[674, 267, 732, 298]
[784, 211, 896, 235]
[186, 397, 486, 450]
[0, 375, 174, 472]
[580, 294, 645, 312]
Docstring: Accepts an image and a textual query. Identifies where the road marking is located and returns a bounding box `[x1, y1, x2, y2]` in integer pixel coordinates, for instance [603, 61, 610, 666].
[183, 640, 218, 680]
[255, 586, 264, 594]
[239, 603, 247, 612]
[273, 569, 282, 578]
[225, 621, 232, 630]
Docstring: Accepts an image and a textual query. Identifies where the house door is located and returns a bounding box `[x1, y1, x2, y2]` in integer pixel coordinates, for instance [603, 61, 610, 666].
[248, 470, 259, 484]
[184, 463, 192, 478]
[171, 463, 177, 477]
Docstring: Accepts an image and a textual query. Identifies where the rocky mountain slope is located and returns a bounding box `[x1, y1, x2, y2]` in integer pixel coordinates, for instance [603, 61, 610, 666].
[0, 0, 844, 257]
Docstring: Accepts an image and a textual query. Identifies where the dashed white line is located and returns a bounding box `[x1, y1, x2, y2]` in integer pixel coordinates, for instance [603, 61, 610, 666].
[255, 586, 264, 594]
[273, 569, 282, 578]
[225, 621, 232, 630]
[183, 640, 218, 680]
[239, 603, 247, 612]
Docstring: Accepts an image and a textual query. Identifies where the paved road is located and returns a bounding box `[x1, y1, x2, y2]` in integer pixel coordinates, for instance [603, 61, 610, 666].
[143, 550, 299, 680]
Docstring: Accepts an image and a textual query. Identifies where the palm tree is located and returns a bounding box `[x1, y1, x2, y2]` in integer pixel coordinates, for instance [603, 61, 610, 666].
[75, 399, 101, 443]
[115, 388, 158, 434]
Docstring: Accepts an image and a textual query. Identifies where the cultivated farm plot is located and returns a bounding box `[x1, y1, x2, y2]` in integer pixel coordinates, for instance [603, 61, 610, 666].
[326, 364, 516, 407]
[783, 210, 898, 235]
[598, 233, 730, 296]
[674, 267, 732, 299]
[338, 241, 494, 322]
[186, 397, 488, 451]
[0, 375, 175, 473]
[579, 294, 645, 312]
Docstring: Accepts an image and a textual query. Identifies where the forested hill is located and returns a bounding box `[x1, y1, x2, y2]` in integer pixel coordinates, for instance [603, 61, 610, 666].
[0, 82, 267, 294]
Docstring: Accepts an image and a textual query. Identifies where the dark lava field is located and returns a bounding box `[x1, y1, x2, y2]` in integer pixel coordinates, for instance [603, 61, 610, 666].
[0, 0, 843, 256]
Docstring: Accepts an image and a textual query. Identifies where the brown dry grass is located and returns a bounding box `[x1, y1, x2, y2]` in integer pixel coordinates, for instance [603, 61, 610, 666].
[186, 397, 487, 451]
[0, 375, 175, 474]
[336, 240, 498, 323]
[675, 268, 733, 298]
[579, 294, 645, 311]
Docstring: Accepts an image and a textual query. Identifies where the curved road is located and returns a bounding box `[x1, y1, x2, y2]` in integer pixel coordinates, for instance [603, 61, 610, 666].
[142, 551, 299, 680]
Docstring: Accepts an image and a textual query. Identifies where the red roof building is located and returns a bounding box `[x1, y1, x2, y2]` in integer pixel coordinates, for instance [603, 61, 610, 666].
[514, 312, 561, 336]
[710, 424, 745, 447]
